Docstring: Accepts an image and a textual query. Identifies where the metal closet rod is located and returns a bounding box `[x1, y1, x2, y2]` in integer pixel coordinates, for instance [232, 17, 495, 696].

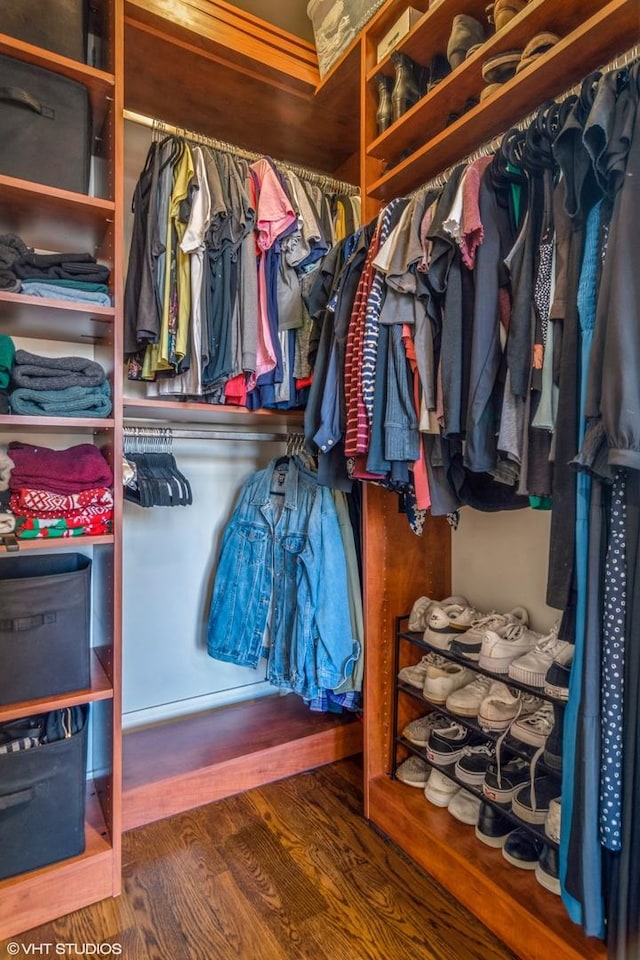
[123, 108, 360, 197]
[123, 425, 299, 442]
[409, 42, 640, 197]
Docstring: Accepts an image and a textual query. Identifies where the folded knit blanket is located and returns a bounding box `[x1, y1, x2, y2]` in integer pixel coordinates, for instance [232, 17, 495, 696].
[13, 252, 110, 284]
[9, 381, 112, 418]
[8, 441, 114, 494]
[12, 350, 106, 390]
[10, 486, 113, 514]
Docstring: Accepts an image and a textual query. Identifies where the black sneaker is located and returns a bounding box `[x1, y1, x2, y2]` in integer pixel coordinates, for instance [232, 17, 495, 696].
[502, 828, 544, 870]
[543, 702, 564, 772]
[535, 843, 561, 895]
[426, 722, 478, 766]
[455, 741, 496, 786]
[475, 800, 513, 848]
[483, 756, 530, 805]
[450, 635, 482, 661]
[512, 777, 560, 825]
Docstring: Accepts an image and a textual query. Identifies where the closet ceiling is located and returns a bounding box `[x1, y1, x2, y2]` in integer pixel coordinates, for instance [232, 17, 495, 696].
[123, 0, 360, 174]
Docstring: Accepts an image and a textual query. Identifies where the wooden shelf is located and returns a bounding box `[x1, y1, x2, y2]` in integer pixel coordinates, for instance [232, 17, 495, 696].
[123, 395, 304, 428]
[0, 651, 114, 723]
[367, 775, 606, 960]
[0, 291, 114, 343]
[0, 784, 116, 942]
[366, 0, 487, 82]
[367, 0, 637, 198]
[122, 694, 363, 830]
[0, 32, 116, 131]
[0, 414, 114, 432]
[0, 534, 114, 553]
[0, 175, 115, 254]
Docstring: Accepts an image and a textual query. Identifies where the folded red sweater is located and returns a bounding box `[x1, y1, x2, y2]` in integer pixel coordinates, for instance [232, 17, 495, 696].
[8, 441, 113, 494]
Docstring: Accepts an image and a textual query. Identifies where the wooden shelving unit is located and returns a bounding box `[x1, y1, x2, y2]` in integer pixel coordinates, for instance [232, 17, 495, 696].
[0, 0, 124, 938]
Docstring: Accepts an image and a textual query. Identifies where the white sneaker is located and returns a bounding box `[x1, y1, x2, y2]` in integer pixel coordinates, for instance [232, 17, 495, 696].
[408, 594, 468, 632]
[402, 712, 450, 747]
[446, 674, 493, 717]
[424, 601, 481, 650]
[424, 769, 459, 807]
[545, 797, 561, 844]
[508, 623, 573, 687]
[477, 682, 544, 731]
[395, 755, 431, 788]
[479, 622, 543, 673]
[450, 607, 529, 661]
[448, 788, 482, 825]
[398, 653, 448, 689]
[510, 702, 555, 747]
[423, 662, 476, 704]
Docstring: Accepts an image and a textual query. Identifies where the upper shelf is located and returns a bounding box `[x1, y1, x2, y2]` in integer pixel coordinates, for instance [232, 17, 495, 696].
[367, 0, 638, 199]
[0, 175, 116, 254]
[0, 31, 115, 132]
[123, 395, 304, 429]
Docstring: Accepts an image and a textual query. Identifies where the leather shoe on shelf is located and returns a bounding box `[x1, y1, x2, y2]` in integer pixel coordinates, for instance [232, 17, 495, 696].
[427, 52, 451, 90]
[447, 15, 486, 70]
[502, 827, 543, 870]
[481, 49, 522, 84]
[515, 32, 561, 73]
[375, 72, 393, 136]
[390, 51, 426, 121]
[486, 0, 528, 31]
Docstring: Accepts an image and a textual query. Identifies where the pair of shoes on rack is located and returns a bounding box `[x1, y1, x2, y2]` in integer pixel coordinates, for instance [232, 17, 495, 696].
[374, 50, 452, 136]
[423, 768, 483, 825]
[425, 600, 529, 655]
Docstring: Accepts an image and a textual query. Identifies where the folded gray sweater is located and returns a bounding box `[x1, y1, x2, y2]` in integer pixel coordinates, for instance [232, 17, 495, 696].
[12, 350, 106, 390]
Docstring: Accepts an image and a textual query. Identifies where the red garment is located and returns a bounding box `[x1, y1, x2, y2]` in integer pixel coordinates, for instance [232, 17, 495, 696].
[460, 155, 493, 270]
[9, 495, 113, 521]
[10, 486, 113, 514]
[223, 373, 248, 407]
[402, 324, 430, 511]
[344, 224, 382, 457]
[295, 375, 313, 390]
[8, 442, 113, 494]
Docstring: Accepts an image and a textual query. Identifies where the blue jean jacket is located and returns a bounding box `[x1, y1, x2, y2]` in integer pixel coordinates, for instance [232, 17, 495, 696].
[207, 457, 359, 700]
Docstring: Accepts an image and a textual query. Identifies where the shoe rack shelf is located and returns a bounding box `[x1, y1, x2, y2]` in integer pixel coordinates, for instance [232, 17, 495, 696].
[362, 0, 638, 202]
[396, 679, 561, 778]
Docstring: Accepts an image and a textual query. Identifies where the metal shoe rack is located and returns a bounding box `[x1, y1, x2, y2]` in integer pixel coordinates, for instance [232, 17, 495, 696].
[390, 615, 564, 850]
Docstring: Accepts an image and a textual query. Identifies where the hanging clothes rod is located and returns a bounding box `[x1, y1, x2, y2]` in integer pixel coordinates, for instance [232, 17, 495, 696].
[408, 42, 640, 197]
[123, 425, 297, 443]
[123, 108, 360, 197]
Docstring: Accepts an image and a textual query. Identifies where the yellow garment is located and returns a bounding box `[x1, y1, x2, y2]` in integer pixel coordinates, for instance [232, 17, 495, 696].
[334, 199, 347, 242]
[144, 143, 195, 375]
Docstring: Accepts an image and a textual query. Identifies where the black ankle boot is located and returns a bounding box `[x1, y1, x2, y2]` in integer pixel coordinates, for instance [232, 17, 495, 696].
[391, 51, 424, 122]
[375, 73, 393, 136]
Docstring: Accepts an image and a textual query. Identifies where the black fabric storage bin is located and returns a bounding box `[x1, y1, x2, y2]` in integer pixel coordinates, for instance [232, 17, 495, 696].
[0, 553, 91, 706]
[0, 54, 91, 193]
[0, 707, 88, 879]
[0, 0, 88, 63]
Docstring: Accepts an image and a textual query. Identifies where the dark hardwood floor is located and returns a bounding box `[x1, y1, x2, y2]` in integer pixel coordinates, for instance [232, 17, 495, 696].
[3, 759, 518, 959]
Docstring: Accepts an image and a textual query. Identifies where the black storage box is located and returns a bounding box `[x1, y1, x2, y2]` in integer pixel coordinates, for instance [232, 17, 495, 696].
[0, 553, 91, 706]
[0, 0, 88, 63]
[0, 53, 91, 194]
[0, 707, 88, 880]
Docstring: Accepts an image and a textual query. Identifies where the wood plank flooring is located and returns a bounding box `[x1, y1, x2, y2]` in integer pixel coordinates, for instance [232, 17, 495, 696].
[2, 759, 517, 959]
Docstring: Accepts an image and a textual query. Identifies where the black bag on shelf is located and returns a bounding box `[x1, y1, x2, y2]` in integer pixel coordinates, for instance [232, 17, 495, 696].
[0, 0, 89, 64]
[0, 705, 88, 880]
[0, 553, 92, 706]
[0, 53, 91, 194]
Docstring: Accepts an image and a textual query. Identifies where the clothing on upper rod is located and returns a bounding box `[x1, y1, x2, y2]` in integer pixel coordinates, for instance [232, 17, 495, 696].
[124, 129, 361, 414]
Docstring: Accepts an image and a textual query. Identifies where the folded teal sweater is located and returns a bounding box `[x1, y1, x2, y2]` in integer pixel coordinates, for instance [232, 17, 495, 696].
[9, 381, 112, 418]
[0, 335, 15, 389]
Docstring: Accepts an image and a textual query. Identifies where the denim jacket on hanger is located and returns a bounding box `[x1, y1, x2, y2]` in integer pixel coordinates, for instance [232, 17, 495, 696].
[207, 456, 358, 700]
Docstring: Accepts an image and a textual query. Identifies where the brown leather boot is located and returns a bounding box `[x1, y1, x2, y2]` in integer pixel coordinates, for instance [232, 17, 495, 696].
[375, 73, 393, 136]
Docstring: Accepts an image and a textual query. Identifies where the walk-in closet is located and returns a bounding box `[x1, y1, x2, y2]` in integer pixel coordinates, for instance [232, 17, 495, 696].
[0, 1, 639, 958]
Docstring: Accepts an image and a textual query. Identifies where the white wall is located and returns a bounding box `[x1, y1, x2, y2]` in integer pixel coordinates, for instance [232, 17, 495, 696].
[451, 506, 561, 633]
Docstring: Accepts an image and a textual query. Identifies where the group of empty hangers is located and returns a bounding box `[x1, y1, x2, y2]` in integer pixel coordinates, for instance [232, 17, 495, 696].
[123, 427, 193, 508]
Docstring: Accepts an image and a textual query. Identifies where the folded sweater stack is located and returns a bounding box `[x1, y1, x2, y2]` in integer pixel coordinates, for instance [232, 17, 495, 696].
[0, 334, 15, 414]
[0, 236, 112, 305]
[8, 441, 114, 540]
[9, 350, 112, 418]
